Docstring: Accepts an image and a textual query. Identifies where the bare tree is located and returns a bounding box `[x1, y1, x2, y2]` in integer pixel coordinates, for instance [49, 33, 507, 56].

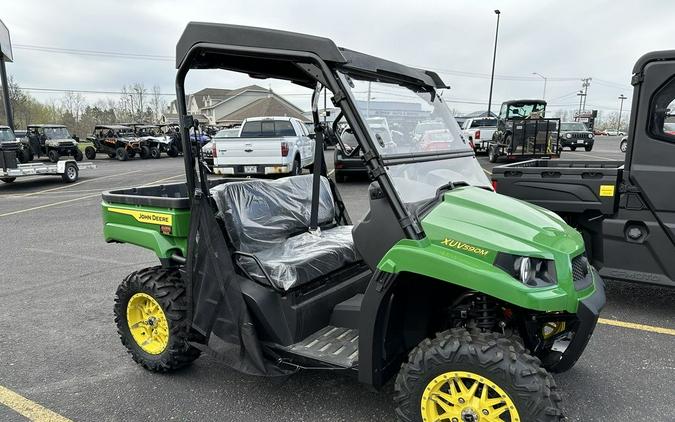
[61, 91, 86, 122]
[150, 85, 165, 123]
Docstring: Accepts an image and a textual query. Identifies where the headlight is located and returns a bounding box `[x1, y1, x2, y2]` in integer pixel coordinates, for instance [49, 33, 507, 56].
[588, 133, 593, 139]
[565, 133, 572, 139]
[494, 253, 557, 287]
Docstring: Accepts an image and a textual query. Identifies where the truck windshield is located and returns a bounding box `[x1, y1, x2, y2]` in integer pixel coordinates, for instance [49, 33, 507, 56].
[44, 127, 71, 139]
[339, 73, 490, 204]
[561, 122, 588, 131]
[0, 128, 16, 142]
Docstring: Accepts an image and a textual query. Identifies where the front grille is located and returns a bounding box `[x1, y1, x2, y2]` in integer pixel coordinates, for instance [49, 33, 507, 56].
[571, 254, 589, 282]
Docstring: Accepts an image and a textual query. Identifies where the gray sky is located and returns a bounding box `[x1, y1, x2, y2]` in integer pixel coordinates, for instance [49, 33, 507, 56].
[2, 0, 672, 115]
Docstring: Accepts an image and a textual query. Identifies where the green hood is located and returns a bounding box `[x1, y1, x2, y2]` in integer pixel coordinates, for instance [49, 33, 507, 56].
[420, 186, 584, 261]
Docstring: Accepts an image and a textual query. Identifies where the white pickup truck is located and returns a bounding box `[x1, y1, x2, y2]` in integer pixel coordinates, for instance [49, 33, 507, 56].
[212, 117, 314, 176]
[461, 117, 497, 153]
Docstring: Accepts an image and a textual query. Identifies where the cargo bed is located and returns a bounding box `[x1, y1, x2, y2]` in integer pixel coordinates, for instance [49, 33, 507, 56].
[492, 159, 624, 215]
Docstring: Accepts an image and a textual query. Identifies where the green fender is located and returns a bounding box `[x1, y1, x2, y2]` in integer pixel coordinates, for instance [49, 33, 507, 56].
[104, 223, 187, 259]
[377, 239, 579, 313]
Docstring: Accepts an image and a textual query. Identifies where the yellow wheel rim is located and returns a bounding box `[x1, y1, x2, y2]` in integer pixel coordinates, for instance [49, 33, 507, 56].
[127, 293, 169, 355]
[421, 371, 520, 422]
[542, 321, 566, 340]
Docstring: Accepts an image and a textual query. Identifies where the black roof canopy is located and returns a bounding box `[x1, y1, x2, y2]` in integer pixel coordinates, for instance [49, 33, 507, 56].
[176, 22, 448, 90]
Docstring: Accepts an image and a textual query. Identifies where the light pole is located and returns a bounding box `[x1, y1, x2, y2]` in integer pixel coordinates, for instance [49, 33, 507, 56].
[532, 72, 547, 100]
[576, 90, 586, 118]
[617, 94, 627, 133]
[487, 9, 501, 117]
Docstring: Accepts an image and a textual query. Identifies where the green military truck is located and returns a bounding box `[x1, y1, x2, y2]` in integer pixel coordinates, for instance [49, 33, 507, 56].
[101, 22, 605, 422]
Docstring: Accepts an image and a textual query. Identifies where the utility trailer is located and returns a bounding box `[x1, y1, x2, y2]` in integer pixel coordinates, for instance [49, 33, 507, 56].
[1, 160, 95, 184]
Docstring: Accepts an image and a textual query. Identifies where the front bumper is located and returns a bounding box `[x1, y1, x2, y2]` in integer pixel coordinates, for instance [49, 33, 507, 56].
[213, 164, 291, 176]
[548, 266, 606, 372]
[561, 138, 594, 147]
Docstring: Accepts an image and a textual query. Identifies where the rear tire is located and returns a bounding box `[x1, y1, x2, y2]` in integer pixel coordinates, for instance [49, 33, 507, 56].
[18, 148, 31, 163]
[394, 329, 563, 422]
[85, 146, 97, 160]
[48, 149, 60, 163]
[291, 156, 301, 176]
[1, 177, 16, 183]
[114, 266, 202, 372]
[73, 148, 84, 162]
[116, 147, 129, 161]
[61, 162, 78, 183]
[488, 145, 498, 163]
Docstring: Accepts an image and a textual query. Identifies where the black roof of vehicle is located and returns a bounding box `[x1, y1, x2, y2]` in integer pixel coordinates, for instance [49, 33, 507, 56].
[176, 22, 448, 90]
[27, 124, 67, 128]
[633, 50, 675, 73]
[502, 99, 547, 106]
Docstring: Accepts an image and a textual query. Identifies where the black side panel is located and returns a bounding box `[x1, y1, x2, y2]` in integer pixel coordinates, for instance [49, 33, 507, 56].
[352, 183, 406, 270]
[185, 195, 290, 376]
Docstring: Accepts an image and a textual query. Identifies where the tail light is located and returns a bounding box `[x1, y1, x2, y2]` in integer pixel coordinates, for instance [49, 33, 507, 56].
[211, 143, 217, 157]
[281, 142, 289, 157]
[491, 180, 498, 191]
[475, 130, 481, 140]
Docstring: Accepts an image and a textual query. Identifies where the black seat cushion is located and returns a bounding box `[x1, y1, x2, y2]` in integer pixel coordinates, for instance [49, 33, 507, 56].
[238, 225, 358, 290]
[210, 175, 360, 290]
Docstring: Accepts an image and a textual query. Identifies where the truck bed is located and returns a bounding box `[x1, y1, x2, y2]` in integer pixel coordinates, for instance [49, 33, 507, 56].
[492, 159, 624, 215]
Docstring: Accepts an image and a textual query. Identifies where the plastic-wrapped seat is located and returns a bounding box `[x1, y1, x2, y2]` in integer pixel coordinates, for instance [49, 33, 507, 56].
[211, 175, 359, 291]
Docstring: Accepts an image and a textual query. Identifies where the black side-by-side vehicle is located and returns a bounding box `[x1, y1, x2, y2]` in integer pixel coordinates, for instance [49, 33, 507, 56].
[84, 125, 142, 161]
[493, 50, 675, 289]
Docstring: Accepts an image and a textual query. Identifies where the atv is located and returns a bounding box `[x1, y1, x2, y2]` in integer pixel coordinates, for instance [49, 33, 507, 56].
[158, 123, 183, 156]
[124, 123, 179, 159]
[102, 22, 605, 422]
[18, 124, 83, 163]
[84, 125, 143, 161]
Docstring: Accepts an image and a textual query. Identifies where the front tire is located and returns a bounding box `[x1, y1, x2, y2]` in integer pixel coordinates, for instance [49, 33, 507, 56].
[150, 146, 161, 159]
[85, 146, 97, 160]
[570, 146, 577, 151]
[584, 145, 593, 152]
[48, 149, 60, 163]
[114, 267, 201, 372]
[116, 147, 129, 161]
[73, 148, 84, 161]
[1, 177, 16, 183]
[620, 139, 628, 152]
[394, 329, 563, 422]
[139, 146, 150, 159]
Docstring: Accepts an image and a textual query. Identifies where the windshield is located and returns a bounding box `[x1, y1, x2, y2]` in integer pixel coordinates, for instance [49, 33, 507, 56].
[561, 122, 588, 131]
[0, 128, 16, 142]
[214, 128, 240, 138]
[43, 127, 71, 139]
[507, 103, 545, 119]
[339, 73, 490, 204]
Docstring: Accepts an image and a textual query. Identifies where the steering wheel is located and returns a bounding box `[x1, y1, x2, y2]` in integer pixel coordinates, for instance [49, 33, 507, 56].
[331, 111, 361, 158]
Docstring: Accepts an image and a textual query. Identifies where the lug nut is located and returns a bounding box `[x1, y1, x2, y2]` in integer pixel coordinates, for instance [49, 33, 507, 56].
[482, 409, 489, 415]
[458, 398, 465, 404]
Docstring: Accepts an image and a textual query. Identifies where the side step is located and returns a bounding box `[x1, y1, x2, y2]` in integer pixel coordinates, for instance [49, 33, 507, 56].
[285, 326, 359, 368]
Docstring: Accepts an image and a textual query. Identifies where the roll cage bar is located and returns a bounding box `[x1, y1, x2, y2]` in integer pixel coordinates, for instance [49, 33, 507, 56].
[174, 22, 450, 240]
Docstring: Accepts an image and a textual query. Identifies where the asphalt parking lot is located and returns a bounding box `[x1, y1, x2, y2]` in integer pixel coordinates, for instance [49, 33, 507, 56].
[0, 136, 673, 421]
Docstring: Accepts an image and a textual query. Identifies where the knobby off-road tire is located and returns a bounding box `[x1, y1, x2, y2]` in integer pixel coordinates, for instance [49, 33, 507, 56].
[84, 146, 97, 160]
[488, 145, 498, 163]
[114, 266, 201, 372]
[73, 148, 84, 161]
[116, 147, 129, 161]
[394, 328, 563, 422]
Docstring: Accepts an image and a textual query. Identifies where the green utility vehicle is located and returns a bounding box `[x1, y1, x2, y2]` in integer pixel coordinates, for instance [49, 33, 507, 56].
[102, 23, 605, 422]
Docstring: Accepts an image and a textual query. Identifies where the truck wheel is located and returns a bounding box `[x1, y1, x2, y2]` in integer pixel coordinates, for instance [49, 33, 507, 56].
[291, 157, 301, 176]
[116, 147, 129, 161]
[61, 162, 79, 183]
[150, 146, 161, 159]
[167, 144, 180, 157]
[114, 266, 202, 372]
[1, 177, 16, 183]
[48, 149, 60, 163]
[73, 148, 84, 162]
[488, 146, 498, 163]
[620, 139, 628, 152]
[85, 146, 97, 160]
[394, 329, 563, 422]
[139, 146, 150, 159]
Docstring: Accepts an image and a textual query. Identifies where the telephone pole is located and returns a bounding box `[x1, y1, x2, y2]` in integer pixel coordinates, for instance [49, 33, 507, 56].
[487, 10, 501, 116]
[617, 94, 627, 133]
[580, 77, 592, 111]
[577, 90, 586, 118]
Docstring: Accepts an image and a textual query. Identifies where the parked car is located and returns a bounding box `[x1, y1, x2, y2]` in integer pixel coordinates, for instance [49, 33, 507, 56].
[593, 128, 608, 136]
[559, 121, 594, 151]
[18, 124, 83, 163]
[212, 116, 314, 176]
[202, 127, 239, 167]
[604, 129, 625, 136]
[461, 117, 497, 153]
